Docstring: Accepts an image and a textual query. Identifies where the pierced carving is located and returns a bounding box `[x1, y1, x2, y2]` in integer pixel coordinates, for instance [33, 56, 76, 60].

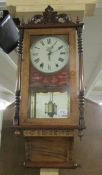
[28, 5, 75, 25]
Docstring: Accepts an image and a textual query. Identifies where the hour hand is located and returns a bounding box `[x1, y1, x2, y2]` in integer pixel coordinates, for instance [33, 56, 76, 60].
[48, 52, 51, 60]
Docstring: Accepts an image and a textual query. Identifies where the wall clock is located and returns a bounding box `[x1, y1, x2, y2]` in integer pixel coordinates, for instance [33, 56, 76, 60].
[14, 6, 85, 168]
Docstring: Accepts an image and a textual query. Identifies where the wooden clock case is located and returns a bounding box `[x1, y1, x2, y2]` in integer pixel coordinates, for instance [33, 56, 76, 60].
[14, 6, 85, 169]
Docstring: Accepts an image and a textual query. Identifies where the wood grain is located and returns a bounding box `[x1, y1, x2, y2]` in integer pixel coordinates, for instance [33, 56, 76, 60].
[24, 137, 76, 168]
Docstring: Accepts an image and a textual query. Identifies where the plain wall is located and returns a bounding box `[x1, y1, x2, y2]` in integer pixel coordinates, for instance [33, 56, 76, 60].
[0, 110, 3, 148]
[0, 100, 102, 175]
[60, 100, 102, 175]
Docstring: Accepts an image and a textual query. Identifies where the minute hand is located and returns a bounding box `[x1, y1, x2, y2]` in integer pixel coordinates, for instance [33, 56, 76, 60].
[51, 46, 63, 54]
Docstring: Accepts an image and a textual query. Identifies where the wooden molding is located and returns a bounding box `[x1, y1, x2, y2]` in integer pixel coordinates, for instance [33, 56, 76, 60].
[6, 0, 96, 16]
[6, 0, 97, 6]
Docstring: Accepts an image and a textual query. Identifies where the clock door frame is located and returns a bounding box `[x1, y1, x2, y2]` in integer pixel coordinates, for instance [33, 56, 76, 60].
[19, 27, 79, 129]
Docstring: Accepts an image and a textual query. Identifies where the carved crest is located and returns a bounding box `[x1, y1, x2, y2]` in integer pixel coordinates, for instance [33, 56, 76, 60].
[28, 5, 75, 25]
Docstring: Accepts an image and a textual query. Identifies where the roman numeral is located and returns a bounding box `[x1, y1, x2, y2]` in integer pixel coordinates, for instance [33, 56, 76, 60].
[58, 58, 64, 62]
[48, 65, 51, 70]
[34, 58, 40, 63]
[47, 38, 51, 44]
[40, 40, 45, 46]
[55, 64, 59, 67]
[34, 46, 40, 49]
[40, 63, 44, 68]
[32, 53, 38, 56]
[60, 52, 66, 55]
[58, 45, 63, 50]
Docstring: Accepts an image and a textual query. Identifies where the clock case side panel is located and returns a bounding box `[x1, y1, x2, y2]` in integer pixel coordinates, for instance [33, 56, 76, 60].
[69, 30, 79, 127]
[19, 30, 30, 125]
[19, 27, 79, 129]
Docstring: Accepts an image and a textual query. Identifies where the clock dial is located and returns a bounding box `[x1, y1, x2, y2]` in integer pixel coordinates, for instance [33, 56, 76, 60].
[30, 36, 69, 73]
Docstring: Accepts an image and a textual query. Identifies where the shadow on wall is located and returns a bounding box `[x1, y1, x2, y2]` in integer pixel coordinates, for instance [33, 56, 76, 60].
[0, 103, 39, 175]
[60, 100, 102, 175]
[0, 111, 3, 148]
[0, 101, 102, 175]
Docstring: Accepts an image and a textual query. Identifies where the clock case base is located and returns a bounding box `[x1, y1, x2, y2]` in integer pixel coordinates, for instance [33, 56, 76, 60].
[24, 135, 78, 169]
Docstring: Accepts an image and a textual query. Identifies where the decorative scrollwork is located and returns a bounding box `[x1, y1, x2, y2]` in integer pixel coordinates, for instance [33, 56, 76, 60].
[28, 5, 74, 25]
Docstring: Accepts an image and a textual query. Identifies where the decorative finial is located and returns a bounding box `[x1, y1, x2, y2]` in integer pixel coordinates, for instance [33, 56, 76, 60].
[76, 16, 80, 24]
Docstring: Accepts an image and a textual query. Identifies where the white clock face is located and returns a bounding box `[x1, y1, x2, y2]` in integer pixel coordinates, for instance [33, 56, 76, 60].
[30, 36, 69, 73]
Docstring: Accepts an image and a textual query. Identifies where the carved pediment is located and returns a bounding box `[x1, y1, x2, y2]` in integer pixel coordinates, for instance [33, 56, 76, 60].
[28, 5, 75, 25]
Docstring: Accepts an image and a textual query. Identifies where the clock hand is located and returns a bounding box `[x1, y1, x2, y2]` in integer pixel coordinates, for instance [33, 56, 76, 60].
[50, 48, 59, 54]
[50, 45, 64, 54]
[47, 41, 57, 51]
[50, 41, 57, 49]
[47, 48, 59, 60]
[48, 52, 51, 61]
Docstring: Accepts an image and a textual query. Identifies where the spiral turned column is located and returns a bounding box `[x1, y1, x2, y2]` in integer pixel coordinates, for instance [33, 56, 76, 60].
[13, 28, 23, 126]
[76, 20, 86, 139]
